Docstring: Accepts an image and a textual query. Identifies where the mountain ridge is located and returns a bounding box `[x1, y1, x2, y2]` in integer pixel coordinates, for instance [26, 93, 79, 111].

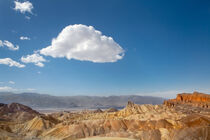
[0, 92, 164, 109]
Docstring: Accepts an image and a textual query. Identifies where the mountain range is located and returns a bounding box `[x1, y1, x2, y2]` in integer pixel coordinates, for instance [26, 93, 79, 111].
[0, 92, 164, 109]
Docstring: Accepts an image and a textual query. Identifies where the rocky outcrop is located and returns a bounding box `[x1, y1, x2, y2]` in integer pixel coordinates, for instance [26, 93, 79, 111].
[0, 103, 39, 115]
[104, 108, 118, 113]
[0, 103, 40, 122]
[164, 92, 210, 108]
[176, 92, 210, 102]
[93, 108, 103, 113]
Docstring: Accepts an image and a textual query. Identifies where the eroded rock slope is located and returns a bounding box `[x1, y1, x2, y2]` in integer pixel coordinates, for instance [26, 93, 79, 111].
[0, 92, 209, 140]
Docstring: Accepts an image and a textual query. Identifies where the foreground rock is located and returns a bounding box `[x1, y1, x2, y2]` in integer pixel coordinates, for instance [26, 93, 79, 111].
[0, 92, 210, 140]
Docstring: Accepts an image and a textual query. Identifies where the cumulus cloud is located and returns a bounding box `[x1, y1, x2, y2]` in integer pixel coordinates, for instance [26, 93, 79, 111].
[20, 36, 30, 40]
[14, 1, 33, 14]
[0, 40, 19, 51]
[40, 24, 125, 63]
[0, 58, 25, 68]
[21, 53, 46, 67]
[9, 81, 15, 84]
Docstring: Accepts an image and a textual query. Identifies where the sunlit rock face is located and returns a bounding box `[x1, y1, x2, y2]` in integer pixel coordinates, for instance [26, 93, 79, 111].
[0, 92, 210, 140]
[176, 92, 210, 102]
[164, 92, 210, 108]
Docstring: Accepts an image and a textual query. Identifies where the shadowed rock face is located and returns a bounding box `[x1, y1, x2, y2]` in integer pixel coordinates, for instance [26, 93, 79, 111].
[0, 103, 39, 114]
[0, 92, 210, 140]
[164, 92, 210, 108]
[104, 108, 118, 113]
[0, 103, 40, 122]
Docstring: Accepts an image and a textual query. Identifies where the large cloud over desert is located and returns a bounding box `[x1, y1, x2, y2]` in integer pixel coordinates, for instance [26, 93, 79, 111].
[40, 24, 125, 63]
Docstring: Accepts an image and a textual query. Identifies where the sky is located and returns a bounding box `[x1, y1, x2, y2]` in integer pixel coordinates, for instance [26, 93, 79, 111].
[0, 0, 210, 98]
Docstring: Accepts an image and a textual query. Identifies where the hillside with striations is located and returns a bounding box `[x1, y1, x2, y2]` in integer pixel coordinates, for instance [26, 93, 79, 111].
[0, 92, 209, 140]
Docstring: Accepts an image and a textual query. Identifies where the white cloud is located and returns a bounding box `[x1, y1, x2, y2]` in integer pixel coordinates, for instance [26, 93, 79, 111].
[25, 16, 31, 20]
[14, 1, 33, 14]
[0, 86, 15, 92]
[35, 62, 44, 67]
[20, 36, 30, 40]
[0, 40, 3, 47]
[0, 58, 25, 68]
[3, 40, 19, 50]
[26, 88, 36, 91]
[0, 86, 36, 92]
[9, 81, 15, 84]
[40, 24, 125, 63]
[0, 40, 19, 51]
[21, 53, 46, 67]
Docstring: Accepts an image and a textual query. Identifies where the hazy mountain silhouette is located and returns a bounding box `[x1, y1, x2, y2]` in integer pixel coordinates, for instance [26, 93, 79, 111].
[0, 92, 164, 109]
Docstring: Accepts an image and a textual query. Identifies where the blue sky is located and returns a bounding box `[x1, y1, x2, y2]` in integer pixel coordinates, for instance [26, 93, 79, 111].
[0, 0, 210, 98]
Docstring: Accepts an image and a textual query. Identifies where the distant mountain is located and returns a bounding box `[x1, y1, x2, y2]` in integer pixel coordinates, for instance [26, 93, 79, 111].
[0, 92, 164, 109]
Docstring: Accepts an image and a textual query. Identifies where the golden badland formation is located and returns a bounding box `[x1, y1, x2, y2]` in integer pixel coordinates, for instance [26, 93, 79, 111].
[0, 92, 209, 140]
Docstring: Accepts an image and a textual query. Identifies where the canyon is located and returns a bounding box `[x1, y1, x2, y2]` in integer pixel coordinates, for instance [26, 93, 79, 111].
[0, 92, 209, 140]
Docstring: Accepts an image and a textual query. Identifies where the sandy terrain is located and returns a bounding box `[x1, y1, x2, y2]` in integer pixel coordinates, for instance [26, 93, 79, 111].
[80, 137, 136, 140]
